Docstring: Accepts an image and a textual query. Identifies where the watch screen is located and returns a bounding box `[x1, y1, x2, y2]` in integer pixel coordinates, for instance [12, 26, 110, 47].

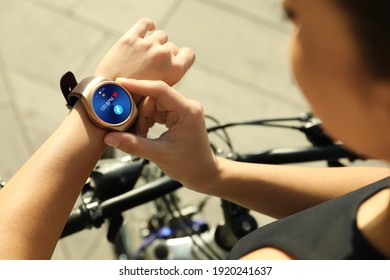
[92, 83, 133, 125]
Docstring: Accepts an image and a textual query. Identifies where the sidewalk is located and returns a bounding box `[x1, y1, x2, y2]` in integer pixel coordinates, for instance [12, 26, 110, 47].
[0, 0, 308, 259]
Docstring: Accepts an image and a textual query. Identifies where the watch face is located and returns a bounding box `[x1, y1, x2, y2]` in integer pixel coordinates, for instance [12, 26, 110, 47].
[92, 83, 133, 125]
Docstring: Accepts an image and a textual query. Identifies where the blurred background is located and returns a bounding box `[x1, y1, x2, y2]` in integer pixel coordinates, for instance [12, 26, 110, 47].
[0, 0, 314, 259]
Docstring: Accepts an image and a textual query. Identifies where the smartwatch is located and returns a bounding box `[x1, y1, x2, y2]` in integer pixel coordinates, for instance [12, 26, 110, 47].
[60, 71, 137, 131]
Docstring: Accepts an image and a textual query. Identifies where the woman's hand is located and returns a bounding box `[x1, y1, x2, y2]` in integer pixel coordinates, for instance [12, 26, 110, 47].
[95, 18, 195, 87]
[104, 78, 220, 193]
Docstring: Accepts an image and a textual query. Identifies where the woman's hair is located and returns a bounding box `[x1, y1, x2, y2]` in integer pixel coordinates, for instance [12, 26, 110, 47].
[337, 0, 390, 79]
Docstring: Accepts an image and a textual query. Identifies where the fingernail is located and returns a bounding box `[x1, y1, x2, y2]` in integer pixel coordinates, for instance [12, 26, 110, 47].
[104, 135, 120, 148]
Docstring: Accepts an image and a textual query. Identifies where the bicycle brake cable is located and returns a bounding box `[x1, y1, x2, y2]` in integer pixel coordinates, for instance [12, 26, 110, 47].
[205, 115, 234, 152]
[169, 194, 223, 260]
[206, 114, 311, 133]
[162, 194, 222, 260]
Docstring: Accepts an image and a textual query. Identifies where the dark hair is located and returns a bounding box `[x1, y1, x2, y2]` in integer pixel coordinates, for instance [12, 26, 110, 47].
[337, 0, 390, 79]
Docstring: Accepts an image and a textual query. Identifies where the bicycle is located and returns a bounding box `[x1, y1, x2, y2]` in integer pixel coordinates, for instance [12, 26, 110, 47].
[57, 112, 366, 260]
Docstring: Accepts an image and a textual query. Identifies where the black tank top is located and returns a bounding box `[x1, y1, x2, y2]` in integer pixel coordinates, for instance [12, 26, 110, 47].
[227, 177, 389, 259]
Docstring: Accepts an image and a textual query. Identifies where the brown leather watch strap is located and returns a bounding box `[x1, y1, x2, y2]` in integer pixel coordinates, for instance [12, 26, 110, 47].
[60, 71, 78, 109]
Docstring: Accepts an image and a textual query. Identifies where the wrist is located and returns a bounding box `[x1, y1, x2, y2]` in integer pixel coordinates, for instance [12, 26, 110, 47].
[68, 100, 107, 148]
[94, 68, 135, 81]
[94, 70, 116, 81]
[208, 156, 227, 195]
[186, 155, 225, 196]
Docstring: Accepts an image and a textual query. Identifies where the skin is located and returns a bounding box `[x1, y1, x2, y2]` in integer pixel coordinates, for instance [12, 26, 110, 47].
[104, 0, 390, 259]
[0, 18, 195, 259]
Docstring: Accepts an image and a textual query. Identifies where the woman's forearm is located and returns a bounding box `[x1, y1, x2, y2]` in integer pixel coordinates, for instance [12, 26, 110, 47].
[211, 157, 389, 218]
[102, 80, 390, 220]
[0, 18, 195, 260]
[0, 102, 106, 259]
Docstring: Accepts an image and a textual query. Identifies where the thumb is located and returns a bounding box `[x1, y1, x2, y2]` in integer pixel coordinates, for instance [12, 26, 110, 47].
[104, 132, 161, 160]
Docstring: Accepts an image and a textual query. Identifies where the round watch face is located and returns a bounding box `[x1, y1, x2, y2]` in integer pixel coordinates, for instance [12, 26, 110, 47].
[91, 83, 133, 125]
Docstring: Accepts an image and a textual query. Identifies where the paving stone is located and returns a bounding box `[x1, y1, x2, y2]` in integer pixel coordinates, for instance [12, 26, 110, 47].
[7, 68, 68, 150]
[0, 0, 103, 84]
[163, 0, 307, 107]
[74, 0, 178, 34]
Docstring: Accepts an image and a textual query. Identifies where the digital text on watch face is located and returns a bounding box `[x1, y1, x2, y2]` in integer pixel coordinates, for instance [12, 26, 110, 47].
[92, 83, 132, 125]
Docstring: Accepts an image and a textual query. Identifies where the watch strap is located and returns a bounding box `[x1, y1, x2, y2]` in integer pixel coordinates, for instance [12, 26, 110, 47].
[60, 71, 78, 109]
[60, 71, 107, 109]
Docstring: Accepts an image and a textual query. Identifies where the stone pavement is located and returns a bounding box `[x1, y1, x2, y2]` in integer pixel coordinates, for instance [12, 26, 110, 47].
[0, 0, 312, 259]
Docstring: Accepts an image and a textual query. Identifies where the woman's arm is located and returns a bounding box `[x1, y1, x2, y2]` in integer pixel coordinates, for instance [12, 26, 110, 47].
[210, 158, 389, 218]
[104, 79, 390, 219]
[0, 18, 195, 259]
[0, 102, 105, 259]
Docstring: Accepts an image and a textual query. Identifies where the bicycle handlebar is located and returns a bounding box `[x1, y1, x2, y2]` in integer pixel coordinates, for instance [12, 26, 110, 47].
[236, 144, 359, 164]
[61, 205, 93, 238]
[100, 176, 182, 217]
[61, 177, 181, 238]
[61, 144, 360, 238]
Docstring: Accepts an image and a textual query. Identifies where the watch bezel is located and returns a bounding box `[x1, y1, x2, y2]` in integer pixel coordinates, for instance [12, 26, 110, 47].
[81, 80, 137, 131]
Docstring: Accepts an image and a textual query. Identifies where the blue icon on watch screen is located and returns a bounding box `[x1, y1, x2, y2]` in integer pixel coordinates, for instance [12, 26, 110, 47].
[113, 105, 124, 115]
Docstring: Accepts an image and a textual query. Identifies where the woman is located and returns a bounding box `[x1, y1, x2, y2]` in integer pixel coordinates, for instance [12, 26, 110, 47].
[104, 0, 390, 259]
